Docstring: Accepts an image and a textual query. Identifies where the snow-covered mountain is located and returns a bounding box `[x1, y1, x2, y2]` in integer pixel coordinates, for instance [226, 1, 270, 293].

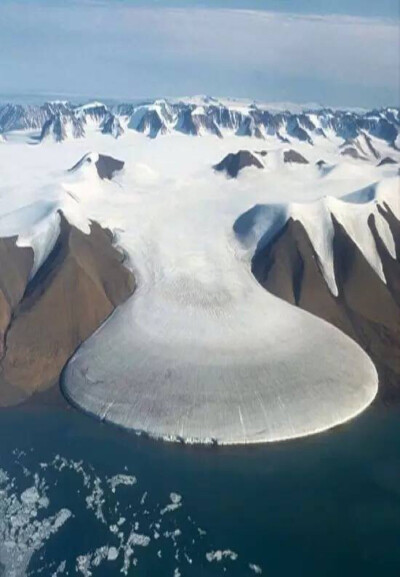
[101, 113, 124, 138]
[69, 152, 125, 180]
[40, 112, 85, 142]
[74, 101, 109, 125]
[214, 150, 264, 177]
[0, 97, 399, 149]
[0, 101, 69, 132]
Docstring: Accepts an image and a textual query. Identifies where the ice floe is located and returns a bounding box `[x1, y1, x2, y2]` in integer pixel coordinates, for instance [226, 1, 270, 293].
[0, 449, 263, 576]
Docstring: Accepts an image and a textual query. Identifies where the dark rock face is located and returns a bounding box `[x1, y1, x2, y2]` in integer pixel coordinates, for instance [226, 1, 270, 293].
[175, 109, 197, 135]
[283, 150, 309, 164]
[79, 103, 108, 124]
[135, 110, 166, 138]
[40, 113, 85, 142]
[192, 112, 222, 138]
[69, 154, 124, 180]
[236, 116, 264, 139]
[340, 135, 379, 160]
[0, 102, 71, 133]
[208, 105, 242, 131]
[286, 116, 313, 144]
[101, 113, 124, 138]
[214, 150, 264, 178]
[362, 133, 380, 159]
[378, 156, 397, 166]
[340, 147, 368, 161]
[252, 209, 400, 401]
[0, 239, 33, 359]
[0, 213, 135, 406]
[277, 132, 290, 144]
[364, 117, 398, 146]
[95, 155, 125, 180]
[174, 108, 222, 137]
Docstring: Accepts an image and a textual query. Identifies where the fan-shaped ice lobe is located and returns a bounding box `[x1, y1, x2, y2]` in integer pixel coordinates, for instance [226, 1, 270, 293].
[62, 178, 380, 445]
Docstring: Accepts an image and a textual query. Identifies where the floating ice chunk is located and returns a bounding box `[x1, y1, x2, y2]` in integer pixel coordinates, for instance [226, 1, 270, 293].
[108, 474, 137, 493]
[107, 546, 119, 561]
[206, 549, 238, 562]
[160, 492, 183, 515]
[128, 532, 151, 547]
[249, 563, 263, 574]
[20, 486, 40, 505]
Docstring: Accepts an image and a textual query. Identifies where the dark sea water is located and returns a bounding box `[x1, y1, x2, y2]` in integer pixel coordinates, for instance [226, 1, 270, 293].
[0, 401, 400, 577]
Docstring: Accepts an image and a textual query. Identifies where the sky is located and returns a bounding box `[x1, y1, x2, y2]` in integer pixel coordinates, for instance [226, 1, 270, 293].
[0, 0, 399, 108]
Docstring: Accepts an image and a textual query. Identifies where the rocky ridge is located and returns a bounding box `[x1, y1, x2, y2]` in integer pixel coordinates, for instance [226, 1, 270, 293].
[0, 99, 399, 147]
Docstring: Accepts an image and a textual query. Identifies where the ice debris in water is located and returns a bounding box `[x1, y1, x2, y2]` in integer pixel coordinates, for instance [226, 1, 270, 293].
[0, 452, 262, 576]
[0, 467, 71, 577]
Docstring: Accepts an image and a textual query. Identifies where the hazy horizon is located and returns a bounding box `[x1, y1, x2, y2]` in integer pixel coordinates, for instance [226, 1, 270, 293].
[0, 0, 399, 108]
[0, 91, 396, 112]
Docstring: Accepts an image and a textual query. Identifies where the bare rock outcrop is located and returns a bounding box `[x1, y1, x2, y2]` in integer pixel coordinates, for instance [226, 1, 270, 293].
[340, 147, 368, 161]
[214, 150, 264, 178]
[378, 156, 397, 167]
[68, 153, 125, 180]
[0, 213, 135, 406]
[283, 150, 309, 164]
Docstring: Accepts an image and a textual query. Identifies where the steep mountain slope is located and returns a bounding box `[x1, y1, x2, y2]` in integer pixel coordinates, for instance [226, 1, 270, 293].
[74, 102, 109, 125]
[0, 214, 135, 406]
[0, 154, 134, 405]
[101, 113, 124, 138]
[236, 179, 400, 400]
[0, 101, 70, 133]
[378, 156, 397, 167]
[40, 112, 85, 142]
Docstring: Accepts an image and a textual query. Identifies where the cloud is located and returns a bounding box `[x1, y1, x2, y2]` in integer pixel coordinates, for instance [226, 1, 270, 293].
[0, 3, 398, 106]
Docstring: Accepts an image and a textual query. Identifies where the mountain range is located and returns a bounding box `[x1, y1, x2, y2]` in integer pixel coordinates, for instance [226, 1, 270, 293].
[0, 97, 399, 147]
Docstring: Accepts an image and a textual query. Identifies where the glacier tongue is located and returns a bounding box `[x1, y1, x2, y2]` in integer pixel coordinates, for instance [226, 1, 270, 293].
[61, 153, 382, 444]
[63, 273, 378, 444]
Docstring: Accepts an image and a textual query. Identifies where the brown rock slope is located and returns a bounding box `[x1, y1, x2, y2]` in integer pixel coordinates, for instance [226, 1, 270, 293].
[0, 212, 135, 406]
[252, 206, 400, 402]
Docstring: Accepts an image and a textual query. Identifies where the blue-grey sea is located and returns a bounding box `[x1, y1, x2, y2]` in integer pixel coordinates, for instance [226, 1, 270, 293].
[0, 400, 399, 576]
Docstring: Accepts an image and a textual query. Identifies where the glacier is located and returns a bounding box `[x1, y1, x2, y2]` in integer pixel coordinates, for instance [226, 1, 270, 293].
[1, 125, 398, 443]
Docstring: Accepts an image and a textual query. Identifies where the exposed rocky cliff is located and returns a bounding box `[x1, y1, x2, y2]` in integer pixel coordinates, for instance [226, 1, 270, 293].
[0, 213, 135, 406]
